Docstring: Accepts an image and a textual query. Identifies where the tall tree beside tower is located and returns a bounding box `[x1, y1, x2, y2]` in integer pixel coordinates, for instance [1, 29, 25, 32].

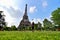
[0, 11, 6, 30]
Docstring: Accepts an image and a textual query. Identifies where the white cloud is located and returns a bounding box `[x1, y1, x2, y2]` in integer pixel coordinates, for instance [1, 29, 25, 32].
[5, 7, 22, 18]
[30, 18, 43, 24]
[0, 7, 23, 27]
[0, 7, 15, 27]
[29, 6, 37, 13]
[42, 0, 48, 8]
[0, 0, 15, 8]
[0, 0, 23, 27]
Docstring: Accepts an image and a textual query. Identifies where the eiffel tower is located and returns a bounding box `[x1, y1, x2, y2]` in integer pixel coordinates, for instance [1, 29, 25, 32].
[18, 4, 31, 30]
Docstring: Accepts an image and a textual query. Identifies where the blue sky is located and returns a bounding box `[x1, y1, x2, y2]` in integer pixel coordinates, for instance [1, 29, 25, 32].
[0, 0, 60, 27]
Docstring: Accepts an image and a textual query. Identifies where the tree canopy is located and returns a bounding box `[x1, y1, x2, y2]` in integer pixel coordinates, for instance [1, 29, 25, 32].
[51, 8, 60, 26]
[43, 19, 52, 29]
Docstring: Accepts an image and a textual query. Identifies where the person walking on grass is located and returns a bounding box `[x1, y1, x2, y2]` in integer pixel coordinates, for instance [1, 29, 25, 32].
[32, 22, 34, 32]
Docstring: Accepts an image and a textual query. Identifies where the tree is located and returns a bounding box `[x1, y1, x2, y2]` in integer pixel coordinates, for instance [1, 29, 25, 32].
[51, 8, 60, 28]
[37, 22, 42, 30]
[0, 11, 6, 30]
[43, 19, 52, 30]
[3, 26, 11, 31]
[34, 24, 38, 30]
[11, 25, 17, 31]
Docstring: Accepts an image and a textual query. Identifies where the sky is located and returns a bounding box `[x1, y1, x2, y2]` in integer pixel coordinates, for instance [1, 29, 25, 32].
[0, 0, 60, 27]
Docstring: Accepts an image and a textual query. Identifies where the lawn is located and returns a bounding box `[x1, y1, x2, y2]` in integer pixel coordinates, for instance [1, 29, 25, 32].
[0, 31, 60, 40]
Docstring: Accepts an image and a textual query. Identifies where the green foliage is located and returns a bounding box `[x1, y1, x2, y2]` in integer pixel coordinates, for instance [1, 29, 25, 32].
[11, 25, 17, 31]
[3, 26, 11, 31]
[37, 22, 42, 30]
[0, 11, 6, 30]
[0, 31, 60, 40]
[29, 27, 31, 30]
[34, 24, 38, 30]
[43, 19, 52, 30]
[51, 8, 60, 26]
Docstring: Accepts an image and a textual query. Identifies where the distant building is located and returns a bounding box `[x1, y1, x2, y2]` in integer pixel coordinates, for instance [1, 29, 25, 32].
[0, 11, 6, 30]
[18, 4, 31, 30]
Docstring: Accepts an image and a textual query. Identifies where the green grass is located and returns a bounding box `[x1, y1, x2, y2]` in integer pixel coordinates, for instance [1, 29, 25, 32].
[0, 31, 60, 40]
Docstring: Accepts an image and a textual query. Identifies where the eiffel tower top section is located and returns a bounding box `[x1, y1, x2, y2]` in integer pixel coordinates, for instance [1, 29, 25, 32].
[24, 4, 27, 16]
[23, 4, 28, 20]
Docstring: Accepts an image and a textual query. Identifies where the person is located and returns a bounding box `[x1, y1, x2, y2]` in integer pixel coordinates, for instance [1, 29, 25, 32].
[32, 22, 34, 31]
